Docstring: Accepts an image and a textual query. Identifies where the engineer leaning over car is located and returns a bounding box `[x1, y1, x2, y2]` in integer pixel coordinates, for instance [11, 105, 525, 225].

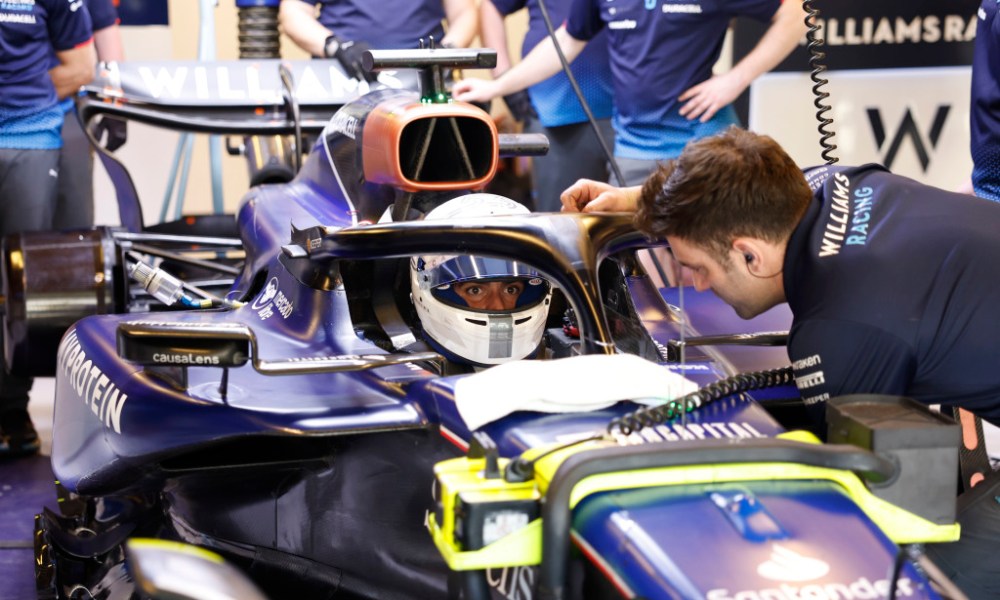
[1, 0, 96, 457]
[561, 126, 1000, 599]
[279, 0, 478, 82]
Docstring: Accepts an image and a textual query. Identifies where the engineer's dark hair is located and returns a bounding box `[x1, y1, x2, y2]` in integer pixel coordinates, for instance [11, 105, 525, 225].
[634, 127, 812, 263]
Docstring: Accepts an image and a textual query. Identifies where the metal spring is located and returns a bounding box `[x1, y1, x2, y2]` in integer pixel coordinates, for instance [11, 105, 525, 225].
[607, 366, 795, 436]
[803, 0, 838, 165]
[238, 6, 281, 60]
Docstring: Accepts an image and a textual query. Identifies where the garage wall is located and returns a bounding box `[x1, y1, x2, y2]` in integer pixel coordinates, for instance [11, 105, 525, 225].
[96, 1, 977, 227]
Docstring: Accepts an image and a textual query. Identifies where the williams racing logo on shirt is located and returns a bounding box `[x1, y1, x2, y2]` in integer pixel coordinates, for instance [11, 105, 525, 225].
[818, 172, 876, 258]
[1, 0, 37, 23]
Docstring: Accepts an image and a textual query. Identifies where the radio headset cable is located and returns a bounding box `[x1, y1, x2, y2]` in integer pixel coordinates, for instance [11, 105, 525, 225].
[803, 0, 838, 165]
[535, 0, 625, 186]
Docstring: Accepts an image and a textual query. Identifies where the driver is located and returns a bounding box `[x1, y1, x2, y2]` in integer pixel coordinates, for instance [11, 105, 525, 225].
[409, 195, 553, 367]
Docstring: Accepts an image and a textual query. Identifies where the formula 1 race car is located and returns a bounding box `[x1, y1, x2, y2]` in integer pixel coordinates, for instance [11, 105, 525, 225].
[11, 49, 966, 600]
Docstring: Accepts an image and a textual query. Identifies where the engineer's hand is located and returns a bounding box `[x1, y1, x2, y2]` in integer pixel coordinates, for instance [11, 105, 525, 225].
[560, 179, 638, 213]
[678, 71, 748, 123]
[452, 78, 504, 104]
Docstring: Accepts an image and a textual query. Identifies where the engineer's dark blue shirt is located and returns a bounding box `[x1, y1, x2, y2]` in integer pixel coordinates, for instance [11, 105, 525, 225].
[971, 0, 1000, 201]
[307, 0, 446, 50]
[491, 0, 613, 128]
[785, 164, 1000, 425]
[566, 0, 779, 160]
[1, 0, 93, 149]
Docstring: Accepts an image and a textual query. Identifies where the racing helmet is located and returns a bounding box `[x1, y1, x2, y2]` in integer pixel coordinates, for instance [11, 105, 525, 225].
[410, 195, 552, 366]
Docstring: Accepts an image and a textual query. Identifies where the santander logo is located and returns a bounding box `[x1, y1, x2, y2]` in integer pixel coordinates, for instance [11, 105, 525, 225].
[756, 545, 830, 582]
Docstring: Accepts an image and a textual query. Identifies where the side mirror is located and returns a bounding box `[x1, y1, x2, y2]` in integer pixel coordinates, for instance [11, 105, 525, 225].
[117, 321, 251, 368]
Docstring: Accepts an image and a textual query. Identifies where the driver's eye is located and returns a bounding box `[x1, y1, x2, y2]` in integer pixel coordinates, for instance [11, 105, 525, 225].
[465, 286, 483, 296]
[504, 285, 522, 296]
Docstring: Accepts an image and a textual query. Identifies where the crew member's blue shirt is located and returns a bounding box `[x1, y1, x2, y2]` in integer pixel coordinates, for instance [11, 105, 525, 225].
[971, 0, 1000, 201]
[566, 0, 779, 160]
[56, 0, 117, 114]
[307, 0, 446, 50]
[1, 0, 93, 150]
[785, 164, 1000, 425]
[491, 0, 613, 128]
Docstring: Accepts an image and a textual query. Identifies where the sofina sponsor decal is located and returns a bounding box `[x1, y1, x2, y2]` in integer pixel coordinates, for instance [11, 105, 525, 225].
[707, 545, 915, 599]
[57, 330, 128, 434]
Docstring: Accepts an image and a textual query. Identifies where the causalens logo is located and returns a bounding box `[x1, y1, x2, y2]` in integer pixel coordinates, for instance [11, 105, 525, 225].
[867, 105, 950, 173]
[707, 545, 916, 599]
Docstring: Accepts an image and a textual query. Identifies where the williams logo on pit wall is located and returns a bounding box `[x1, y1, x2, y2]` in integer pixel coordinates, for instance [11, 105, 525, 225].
[867, 105, 951, 172]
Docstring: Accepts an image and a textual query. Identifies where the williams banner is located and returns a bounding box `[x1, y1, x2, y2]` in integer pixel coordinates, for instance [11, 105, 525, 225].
[735, 0, 980, 190]
[734, 0, 978, 71]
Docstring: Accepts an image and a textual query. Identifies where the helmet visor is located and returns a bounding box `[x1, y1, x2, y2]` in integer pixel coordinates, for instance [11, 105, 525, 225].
[415, 255, 550, 313]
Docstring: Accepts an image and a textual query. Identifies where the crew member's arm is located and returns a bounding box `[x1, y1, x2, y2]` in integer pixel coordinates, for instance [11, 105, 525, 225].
[50, 42, 96, 100]
[452, 25, 586, 103]
[91, 13, 128, 151]
[441, 0, 477, 48]
[87, 0, 124, 62]
[679, 0, 807, 122]
[93, 23, 124, 62]
[479, 0, 513, 76]
[279, 0, 329, 57]
[560, 180, 641, 213]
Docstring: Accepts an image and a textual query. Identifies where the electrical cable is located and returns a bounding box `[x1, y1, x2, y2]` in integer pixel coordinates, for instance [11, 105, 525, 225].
[278, 64, 303, 173]
[535, 0, 625, 186]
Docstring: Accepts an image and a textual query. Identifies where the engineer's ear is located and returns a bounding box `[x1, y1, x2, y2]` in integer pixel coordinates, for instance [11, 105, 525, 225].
[732, 239, 764, 274]
[732, 237, 783, 279]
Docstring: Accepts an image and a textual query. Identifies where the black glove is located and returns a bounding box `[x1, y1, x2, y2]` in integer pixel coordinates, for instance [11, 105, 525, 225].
[91, 116, 127, 152]
[502, 90, 538, 123]
[324, 34, 377, 83]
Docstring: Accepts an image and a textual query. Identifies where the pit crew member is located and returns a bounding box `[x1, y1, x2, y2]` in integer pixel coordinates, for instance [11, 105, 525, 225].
[54, 0, 126, 230]
[453, 0, 807, 185]
[562, 126, 1000, 599]
[969, 0, 1000, 202]
[479, 0, 614, 211]
[279, 0, 478, 81]
[1, 0, 95, 456]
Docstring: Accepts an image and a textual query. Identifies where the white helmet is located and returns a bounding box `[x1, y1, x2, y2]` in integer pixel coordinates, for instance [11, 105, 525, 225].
[410, 195, 552, 366]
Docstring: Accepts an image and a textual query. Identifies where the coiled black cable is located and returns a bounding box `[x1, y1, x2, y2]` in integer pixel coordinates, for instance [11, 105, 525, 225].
[803, 0, 838, 165]
[607, 365, 795, 436]
[237, 5, 281, 60]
